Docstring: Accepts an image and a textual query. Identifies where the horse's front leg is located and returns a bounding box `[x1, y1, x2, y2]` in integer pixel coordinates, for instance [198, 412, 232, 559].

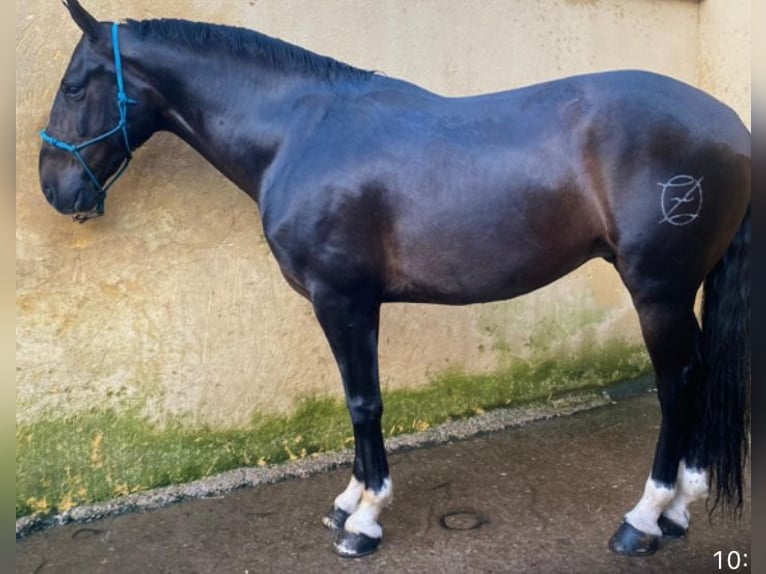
[312, 286, 392, 557]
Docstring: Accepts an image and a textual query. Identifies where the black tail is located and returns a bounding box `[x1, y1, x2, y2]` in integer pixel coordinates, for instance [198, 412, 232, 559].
[700, 205, 750, 513]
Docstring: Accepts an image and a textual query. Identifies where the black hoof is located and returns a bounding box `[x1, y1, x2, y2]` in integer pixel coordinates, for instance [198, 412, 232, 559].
[658, 515, 687, 539]
[608, 521, 660, 556]
[322, 507, 350, 531]
[332, 529, 381, 558]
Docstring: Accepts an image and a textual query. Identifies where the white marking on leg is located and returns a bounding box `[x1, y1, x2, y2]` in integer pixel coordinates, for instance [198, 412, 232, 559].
[344, 478, 393, 539]
[662, 460, 709, 529]
[334, 475, 364, 514]
[625, 476, 676, 536]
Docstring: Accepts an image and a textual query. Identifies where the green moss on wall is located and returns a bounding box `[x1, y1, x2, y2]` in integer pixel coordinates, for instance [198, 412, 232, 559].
[16, 339, 650, 520]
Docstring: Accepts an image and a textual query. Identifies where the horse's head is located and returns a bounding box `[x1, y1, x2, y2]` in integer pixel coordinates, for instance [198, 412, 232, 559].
[39, 1, 156, 222]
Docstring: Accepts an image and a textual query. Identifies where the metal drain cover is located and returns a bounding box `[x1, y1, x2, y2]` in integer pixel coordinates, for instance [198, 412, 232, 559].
[440, 510, 488, 531]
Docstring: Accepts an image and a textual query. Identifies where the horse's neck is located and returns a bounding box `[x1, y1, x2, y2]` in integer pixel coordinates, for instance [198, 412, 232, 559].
[135, 42, 333, 202]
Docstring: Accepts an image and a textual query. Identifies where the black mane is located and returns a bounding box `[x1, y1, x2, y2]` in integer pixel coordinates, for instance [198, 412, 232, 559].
[125, 18, 372, 81]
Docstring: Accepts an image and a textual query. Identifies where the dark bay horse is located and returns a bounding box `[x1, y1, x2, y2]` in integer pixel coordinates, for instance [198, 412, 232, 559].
[39, 1, 750, 558]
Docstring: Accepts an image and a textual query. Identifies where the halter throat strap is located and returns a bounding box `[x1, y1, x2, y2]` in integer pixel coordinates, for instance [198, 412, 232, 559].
[40, 22, 137, 221]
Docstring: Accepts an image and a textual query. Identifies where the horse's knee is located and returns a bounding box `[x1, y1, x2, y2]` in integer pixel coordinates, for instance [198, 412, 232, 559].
[348, 398, 383, 426]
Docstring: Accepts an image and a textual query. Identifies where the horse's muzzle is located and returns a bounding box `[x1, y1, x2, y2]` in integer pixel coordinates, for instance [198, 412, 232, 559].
[40, 172, 102, 221]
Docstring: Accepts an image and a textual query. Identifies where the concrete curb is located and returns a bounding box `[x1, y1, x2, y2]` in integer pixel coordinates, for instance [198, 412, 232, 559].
[16, 377, 654, 539]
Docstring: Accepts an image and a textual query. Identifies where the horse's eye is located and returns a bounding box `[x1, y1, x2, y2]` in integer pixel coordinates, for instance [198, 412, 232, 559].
[63, 84, 84, 99]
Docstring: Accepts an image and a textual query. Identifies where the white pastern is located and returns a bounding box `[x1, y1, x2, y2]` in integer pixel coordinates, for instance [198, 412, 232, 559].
[624, 476, 676, 536]
[334, 475, 364, 514]
[662, 461, 709, 529]
[343, 478, 393, 539]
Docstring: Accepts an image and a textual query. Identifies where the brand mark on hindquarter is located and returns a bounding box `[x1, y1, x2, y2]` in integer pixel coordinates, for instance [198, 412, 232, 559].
[658, 175, 703, 226]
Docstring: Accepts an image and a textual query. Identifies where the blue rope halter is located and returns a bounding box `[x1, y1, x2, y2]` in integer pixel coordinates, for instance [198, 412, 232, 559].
[40, 22, 137, 220]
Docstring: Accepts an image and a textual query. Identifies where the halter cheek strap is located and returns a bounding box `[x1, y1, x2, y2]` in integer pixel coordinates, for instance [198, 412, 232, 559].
[40, 22, 137, 221]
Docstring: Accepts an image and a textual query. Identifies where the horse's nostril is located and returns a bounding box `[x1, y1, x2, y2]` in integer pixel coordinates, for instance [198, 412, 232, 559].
[43, 185, 57, 202]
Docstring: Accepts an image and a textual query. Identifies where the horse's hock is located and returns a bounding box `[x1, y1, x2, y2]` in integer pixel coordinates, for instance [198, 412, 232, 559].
[16, 0, 750, 520]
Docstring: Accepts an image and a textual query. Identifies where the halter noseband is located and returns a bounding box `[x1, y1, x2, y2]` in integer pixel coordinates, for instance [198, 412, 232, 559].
[40, 22, 137, 222]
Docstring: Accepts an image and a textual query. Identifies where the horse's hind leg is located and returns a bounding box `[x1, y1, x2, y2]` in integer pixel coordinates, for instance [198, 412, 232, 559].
[656, 351, 709, 537]
[609, 292, 702, 556]
[311, 285, 392, 557]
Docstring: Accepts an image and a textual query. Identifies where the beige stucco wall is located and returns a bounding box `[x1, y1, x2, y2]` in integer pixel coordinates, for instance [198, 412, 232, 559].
[698, 0, 751, 127]
[16, 0, 747, 428]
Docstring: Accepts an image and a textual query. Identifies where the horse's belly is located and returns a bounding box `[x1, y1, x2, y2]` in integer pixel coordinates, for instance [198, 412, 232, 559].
[384, 225, 597, 305]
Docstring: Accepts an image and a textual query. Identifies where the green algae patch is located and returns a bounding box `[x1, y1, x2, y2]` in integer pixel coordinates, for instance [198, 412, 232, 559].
[16, 339, 650, 520]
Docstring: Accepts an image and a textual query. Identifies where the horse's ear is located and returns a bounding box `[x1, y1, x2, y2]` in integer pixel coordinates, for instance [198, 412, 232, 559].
[61, 0, 102, 42]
